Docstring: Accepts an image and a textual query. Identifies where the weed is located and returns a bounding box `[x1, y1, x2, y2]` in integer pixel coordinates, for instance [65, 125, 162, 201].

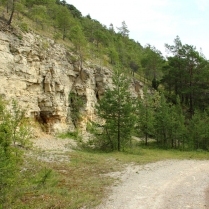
[57, 130, 81, 141]
[18, 22, 28, 33]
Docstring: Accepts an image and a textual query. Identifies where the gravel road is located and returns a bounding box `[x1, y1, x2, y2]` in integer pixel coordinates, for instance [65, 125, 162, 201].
[97, 160, 209, 209]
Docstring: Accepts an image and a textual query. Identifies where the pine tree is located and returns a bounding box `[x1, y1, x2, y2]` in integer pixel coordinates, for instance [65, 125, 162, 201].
[95, 68, 136, 151]
[154, 94, 172, 147]
[188, 110, 209, 150]
[163, 36, 209, 116]
[117, 21, 129, 37]
[137, 88, 155, 145]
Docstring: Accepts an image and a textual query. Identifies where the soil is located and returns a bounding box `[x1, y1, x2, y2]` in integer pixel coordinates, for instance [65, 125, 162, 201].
[97, 160, 209, 209]
[29, 134, 77, 163]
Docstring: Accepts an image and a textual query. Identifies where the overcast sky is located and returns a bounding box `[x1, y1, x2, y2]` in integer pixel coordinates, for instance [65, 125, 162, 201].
[66, 0, 209, 58]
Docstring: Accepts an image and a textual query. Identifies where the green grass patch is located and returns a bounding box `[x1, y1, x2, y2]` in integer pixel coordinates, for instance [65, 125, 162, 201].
[57, 131, 81, 141]
[4, 146, 209, 209]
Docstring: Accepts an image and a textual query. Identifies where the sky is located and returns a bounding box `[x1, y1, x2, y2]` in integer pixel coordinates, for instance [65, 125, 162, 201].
[66, 0, 209, 58]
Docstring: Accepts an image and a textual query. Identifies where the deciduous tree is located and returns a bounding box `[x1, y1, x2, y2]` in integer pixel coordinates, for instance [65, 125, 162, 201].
[56, 6, 73, 40]
[70, 25, 87, 69]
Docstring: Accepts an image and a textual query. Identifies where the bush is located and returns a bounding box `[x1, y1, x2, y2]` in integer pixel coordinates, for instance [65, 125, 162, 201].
[19, 22, 28, 33]
[58, 130, 80, 140]
[0, 97, 31, 207]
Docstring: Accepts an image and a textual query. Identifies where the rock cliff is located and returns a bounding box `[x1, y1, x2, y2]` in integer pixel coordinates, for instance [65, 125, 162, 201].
[0, 28, 143, 133]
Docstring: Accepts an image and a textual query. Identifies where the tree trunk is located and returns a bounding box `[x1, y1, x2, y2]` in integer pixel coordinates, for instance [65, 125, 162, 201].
[7, 0, 15, 25]
[117, 83, 121, 152]
[145, 133, 148, 146]
[117, 105, 121, 151]
[189, 66, 194, 117]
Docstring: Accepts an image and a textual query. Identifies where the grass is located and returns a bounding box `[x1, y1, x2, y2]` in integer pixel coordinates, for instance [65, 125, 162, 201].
[5, 145, 209, 209]
[57, 131, 80, 140]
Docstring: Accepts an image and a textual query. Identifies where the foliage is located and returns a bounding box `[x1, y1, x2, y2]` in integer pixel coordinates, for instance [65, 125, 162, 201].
[0, 97, 31, 207]
[141, 45, 165, 84]
[154, 95, 187, 149]
[30, 4, 48, 29]
[18, 22, 28, 32]
[66, 3, 82, 18]
[108, 46, 119, 65]
[70, 25, 87, 68]
[187, 110, 209, 150]
[162, 36, 209, 116]
[136, 88, 155, 145]
[94, 68, 136, 151]
[117, 21, 129, 37]
[57, 130, 81, 141]
[69, 92, 85, 128]
[56, 5, 73, 40]
[34, 167, 53, 188]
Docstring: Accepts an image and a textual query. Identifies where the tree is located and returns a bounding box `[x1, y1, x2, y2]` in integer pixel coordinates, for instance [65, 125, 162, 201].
[0, 97, 31, 207]
[69, 92, 85, 128]
[60, 0, 66, 5]
[108, 46, 119, 65]
[141, 45, 164, 84]
[93, 30, 108, 48]
[95, 68, 136, 151]
[9, 100, 31, 151]
[117, 21, 129, 37]
[30, 5, 48, 29]
[4, 0, 25, 25]
[66, 4, 82, 18]
[162, 36, 209, 116]
[154, 94, 186, 149]
[7, 0, 15, 25]
[56, 6, 73, 40]
[188, 110, 209, 150]
[137, 88, 155, 145]
[170, 97, 187, 149]
[129, 60, 139, 77]
[70, 25, 87, 69]
[154, 94, 172, 147]
[109, 23, 115, 33]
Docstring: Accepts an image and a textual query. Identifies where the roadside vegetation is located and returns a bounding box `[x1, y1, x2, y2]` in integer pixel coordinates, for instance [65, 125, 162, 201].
[2, 142, 209, 209]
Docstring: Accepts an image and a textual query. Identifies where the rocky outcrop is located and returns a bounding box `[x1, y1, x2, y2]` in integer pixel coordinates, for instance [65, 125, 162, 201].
[0, 29, 142, 133]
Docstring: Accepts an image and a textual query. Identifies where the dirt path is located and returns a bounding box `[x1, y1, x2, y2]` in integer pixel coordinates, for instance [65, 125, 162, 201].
[97, 160, 209, 209]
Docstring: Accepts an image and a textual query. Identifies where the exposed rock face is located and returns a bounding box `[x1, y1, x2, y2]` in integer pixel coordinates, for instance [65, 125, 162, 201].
[0, 30, 142, 133]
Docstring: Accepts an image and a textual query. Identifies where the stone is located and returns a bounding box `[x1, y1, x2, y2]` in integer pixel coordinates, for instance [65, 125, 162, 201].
[0, 30, 142, 133]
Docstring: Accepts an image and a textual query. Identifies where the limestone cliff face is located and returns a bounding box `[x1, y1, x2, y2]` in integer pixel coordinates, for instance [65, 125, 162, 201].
[0, 30, 142, 133]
